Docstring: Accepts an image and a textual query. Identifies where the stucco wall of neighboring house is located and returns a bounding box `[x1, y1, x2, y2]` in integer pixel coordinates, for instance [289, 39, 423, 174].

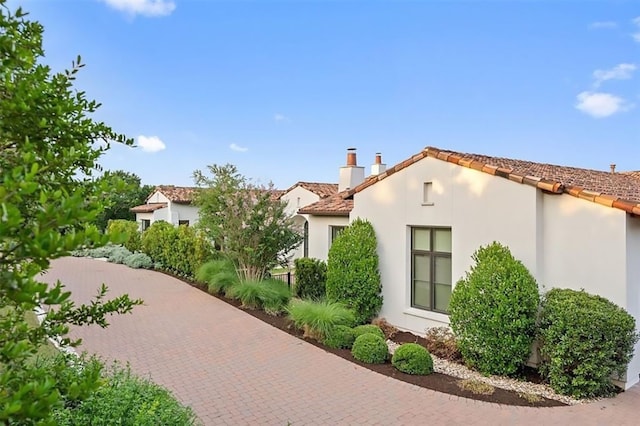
[625, 215, 640, 388]
[168, 203, 200, 226]
[280, 186, 320, 261]
[152, 207, 169, 223]
[147, 191, 169, 203]
[306, 215, 349, 262]
[135, 212, 154, 230]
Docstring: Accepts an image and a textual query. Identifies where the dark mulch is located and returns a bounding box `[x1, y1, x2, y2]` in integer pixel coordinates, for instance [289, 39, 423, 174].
[164, 272, 565, 407]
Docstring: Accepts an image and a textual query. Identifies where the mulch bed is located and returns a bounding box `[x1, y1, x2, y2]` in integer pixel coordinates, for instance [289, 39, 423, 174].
[165, 272, 565, 407]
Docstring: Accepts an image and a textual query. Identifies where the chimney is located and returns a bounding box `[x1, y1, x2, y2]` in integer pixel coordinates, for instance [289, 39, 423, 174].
[371, 152, 387, 176]
[610, 164, 616, 174]
[338, 147, 365, 192]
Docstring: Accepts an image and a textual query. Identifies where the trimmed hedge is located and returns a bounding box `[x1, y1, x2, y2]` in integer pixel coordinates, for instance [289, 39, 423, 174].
[538, 288, 639, 398]
[323, 325, 356, 349]
[449, 242, 539, 376]
[352, 324, 385, 340]
[326, 219, 382, 325]
[351, 333, 389, 364]
[294, 257, 327, 300]
[392, 343, 434, 375]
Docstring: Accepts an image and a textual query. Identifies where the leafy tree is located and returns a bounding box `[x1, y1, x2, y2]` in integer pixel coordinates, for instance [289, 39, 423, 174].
[326, 218, 382, 325]
[193, 164, 303, 281]
[94, 170, 154, 231]
[0, 2, 142, 423]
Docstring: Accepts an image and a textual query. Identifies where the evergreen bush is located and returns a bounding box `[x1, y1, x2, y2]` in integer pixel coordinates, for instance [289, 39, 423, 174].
[323, 325, 356, 349]
[392, 343, 434, 375]
[538, 288, 639, 398]
[107, 220, 141, 253]
[351, 333, 388, 364]
[294, 257, 327, 300]
[352, 324, 385, 340]
[449, 242, 539, 376]
[326, 219, 382, 325]
[123, 253, 153, 269]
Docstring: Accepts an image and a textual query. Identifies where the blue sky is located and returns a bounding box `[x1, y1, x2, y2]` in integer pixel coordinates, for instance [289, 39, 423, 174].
[13, 0, 640, 189]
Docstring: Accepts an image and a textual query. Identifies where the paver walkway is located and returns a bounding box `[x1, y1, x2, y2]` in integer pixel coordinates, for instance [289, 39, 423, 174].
[42, 257, 639, 425]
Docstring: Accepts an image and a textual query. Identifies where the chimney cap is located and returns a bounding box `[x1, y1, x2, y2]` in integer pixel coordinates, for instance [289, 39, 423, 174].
[610, 164, 616, 174]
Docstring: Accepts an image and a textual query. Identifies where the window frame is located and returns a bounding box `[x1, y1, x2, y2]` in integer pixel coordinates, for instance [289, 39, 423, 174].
[410, 227, 452, 314]
[178, 220, 190, 227]
[330, 225, 346, 246]
[141, 219, 151, 231]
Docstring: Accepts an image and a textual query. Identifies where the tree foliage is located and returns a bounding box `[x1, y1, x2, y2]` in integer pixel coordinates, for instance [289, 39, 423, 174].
[0, 2, 142, 422]
[193, 164, 303, 281]
[326, 218, 382, 325]
[94, 170, 154, 231]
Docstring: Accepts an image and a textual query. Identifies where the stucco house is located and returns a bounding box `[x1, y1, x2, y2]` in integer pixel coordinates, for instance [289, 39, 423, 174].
[338, 146, 640, 389]
[130, 185, 199, 230]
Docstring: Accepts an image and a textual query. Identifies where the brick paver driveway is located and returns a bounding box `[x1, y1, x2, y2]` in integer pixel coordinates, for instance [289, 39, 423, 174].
[42, 258, 639, 425]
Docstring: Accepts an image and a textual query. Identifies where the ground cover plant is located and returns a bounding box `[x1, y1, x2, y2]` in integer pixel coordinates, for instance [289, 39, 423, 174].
[449, 242, 539, 376]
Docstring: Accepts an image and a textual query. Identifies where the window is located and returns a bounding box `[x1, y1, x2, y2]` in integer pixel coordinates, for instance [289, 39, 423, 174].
[303, 221, 309, 257]
[178, 220, 189, 226]
[141, 219, 151, 231]
[411, 227, 452, 313]
[422, 182, 434, 205]
[330, 226, 346, 245]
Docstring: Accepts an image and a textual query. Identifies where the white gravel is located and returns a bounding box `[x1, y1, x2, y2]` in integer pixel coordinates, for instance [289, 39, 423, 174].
[386, 340, 585, 405]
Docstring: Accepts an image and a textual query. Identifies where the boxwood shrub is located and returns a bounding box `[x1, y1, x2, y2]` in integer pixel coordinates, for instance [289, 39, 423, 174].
[352, 324, 385, 340]
[351, 333, 388, 364]
[538, 288, 639, 398]
[449, 242, 539, 376]
[323, 325, 356, 349]
[392, 343, 434, 375]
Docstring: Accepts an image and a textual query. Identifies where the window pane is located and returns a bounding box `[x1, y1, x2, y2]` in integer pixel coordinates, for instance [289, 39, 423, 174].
[414, 254, 431, 282]
[434, 257, 451, 285]
[413, 280, 431, 309]
[435, 284, 451, 312]
[413, 228, 430, 251]
[434, 229, 452, 253]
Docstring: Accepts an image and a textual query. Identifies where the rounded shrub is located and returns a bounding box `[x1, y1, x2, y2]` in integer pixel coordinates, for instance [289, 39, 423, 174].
[326, 219, 382, 325]
[449, 242, 539, 377]
[107, 219, 141, 253]
[392, 343, 434, 375]
[123, 253, 153, 269]
[323, 325, 356, 349]
[352, 324, 385, 340]
[351, 333, 389, 364]
[538, 288, 639, 398]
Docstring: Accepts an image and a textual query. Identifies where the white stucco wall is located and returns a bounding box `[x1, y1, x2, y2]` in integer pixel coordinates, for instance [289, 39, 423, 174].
[147, 191, 169, 203]
[306, 215, 350, 262]
[135, 212, 154, 230]
[168, 203, 199, 226]
[151, 207, 169, 223]
[625, 216, 640, 387]
[280, 186, 321, 262]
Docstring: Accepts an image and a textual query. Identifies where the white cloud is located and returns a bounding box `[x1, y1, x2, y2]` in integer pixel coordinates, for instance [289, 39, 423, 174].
[575, 91, 632, 118]
[633, 16, 640, 42]
[592, 63, 637, 87]
[137, 135, 166, 152]
[229, 143, 248, 152]
[274, 113, 290, 122]
[589, 21, 618, 29]
[101, 0, 176, 17]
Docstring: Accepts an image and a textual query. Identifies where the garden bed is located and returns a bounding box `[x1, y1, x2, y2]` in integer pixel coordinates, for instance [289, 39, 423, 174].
[168, 272, 567, 407]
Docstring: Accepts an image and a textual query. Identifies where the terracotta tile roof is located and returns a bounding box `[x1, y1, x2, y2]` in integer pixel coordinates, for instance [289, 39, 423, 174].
[297, 191, 353, 216]
[130, 203, 168, 213]
[270, 190, 286, 200]
[622, 171, 640, 180]
[347, 146, 640, 215]
[148, 185, 198, 204]
[280, 182, 339, 199]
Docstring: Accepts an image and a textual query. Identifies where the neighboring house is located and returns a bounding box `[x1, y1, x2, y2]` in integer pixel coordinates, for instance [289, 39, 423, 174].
[130, 185, 199, 230]
[341, 146, 640, 389]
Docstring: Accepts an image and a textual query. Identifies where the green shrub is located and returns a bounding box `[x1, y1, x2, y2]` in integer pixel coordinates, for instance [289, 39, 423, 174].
[538, 288, 639, 398]
[107, 220, 141, 253]
[287, 299, 355, 341]
[196, 259, 238, 295]
[108, 245, 133, 264]
[141, 221, 177, 267]
[124, 253, 153, 269]
[53, 363, 198, 425]
[449, 242, 539, 376]
[392, 343, 434, 375]
[352, 324, 385, 340]
[351, 333, 388, 364]
[323, 325, 356, 349]
[326, 219, 382, 325]
[294, 257, 327, 300]
[227, 280, 263, 309]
